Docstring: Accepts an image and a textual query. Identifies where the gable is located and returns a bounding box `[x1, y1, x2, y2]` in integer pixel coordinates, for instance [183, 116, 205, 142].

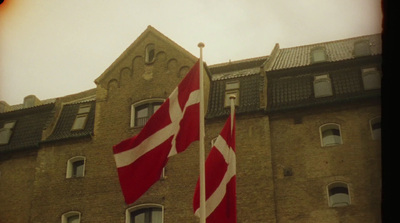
[94, 25, 198, 93]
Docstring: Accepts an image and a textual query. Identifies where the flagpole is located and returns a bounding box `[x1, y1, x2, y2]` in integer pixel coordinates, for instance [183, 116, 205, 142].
[229, 94, 236, 132]
[198, 42, 206, 223]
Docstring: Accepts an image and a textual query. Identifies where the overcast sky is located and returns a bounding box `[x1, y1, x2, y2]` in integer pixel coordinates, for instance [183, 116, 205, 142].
[0, 0, 383, 105]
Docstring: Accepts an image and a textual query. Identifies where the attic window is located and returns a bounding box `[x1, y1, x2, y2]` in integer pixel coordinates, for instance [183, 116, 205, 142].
[314, 74, 333, 98]
[71, 104, 91, 131]
[311, 47, 327, 63]
[145, 44, 155, 63]
[362, 67, 381, 90]
[354, 40, 371, 57]
[224, 81, 240, 107]
[0, 121, 16, 145]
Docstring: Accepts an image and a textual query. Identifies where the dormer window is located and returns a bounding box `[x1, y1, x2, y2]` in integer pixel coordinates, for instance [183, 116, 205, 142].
[224, 81, 240, 107]
[362, 67, 381, 90]
[311, 47, 327, 63]
[0, 121, 16, 145]
[354, 40, 371, 57]
[71, 104, 91, 131]
[145, 44, 155, 63]
[314, 74, 333, 98]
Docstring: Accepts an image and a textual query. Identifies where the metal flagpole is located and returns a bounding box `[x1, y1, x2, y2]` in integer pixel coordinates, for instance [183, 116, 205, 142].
[198, 42, 206, 223]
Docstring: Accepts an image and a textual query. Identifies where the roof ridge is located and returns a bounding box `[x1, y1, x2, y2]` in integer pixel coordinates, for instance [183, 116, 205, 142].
[279, 33, 381, 50]
[209, 55, 269, 68]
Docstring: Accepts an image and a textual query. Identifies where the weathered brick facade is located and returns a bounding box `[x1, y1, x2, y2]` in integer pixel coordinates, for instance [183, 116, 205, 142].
[0, 26, 381, 222]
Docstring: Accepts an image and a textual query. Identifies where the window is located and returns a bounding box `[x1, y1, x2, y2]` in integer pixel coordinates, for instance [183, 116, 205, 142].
[145, 44, 155, 63]
[0, 121, 16, 145]
[327, 182, 350, 207]
[66, 156, 86, 178]
[126, 204, 163, 223]
[224, 81, 240, 107]
[354, 40, 371, 57]
[314, 74, 333, 98]
[71, 104, 91, 131]
[311, 47, 327, 63]
[370, 116, 381, 140]
[320, 123, 342, 146]
[61, 211, 81, 223]
[362, 67, 381, 90]
[131, 100, 164, 127]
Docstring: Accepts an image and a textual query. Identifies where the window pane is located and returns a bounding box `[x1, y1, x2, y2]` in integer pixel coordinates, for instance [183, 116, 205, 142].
[362, 69, 381, 90]
[78, 105, 91, 114]
[67, 215, 80, 223]
[136, 107, 149, 118]
[226, 82, 239, 90]
[133, 212, 145, 223]
[73, 160, 84, 177]
[314, 80, 332, 98]
[312, 49, 327, 62]
[72, 115, 87, 130]
[151, 209, 162, 223]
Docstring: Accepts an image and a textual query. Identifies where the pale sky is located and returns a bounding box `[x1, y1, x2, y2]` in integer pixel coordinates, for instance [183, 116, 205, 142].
[0, 0, 383, 105]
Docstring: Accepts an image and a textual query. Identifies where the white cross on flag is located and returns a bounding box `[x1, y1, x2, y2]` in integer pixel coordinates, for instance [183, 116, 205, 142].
[113, 60, 200, 205]
[193, 113, 237, 223]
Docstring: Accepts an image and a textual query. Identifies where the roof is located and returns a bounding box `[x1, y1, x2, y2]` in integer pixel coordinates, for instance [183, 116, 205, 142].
[268, 34, 382, 71]
[267, 62, 381, 112]
[206, 57, 267, 118]
[0, 103, 55, 153]
[44, 100, 96, 143]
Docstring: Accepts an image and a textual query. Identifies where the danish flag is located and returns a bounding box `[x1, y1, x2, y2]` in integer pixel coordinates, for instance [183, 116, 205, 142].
[113, 60, 200, 204]
[193, 114, 237, 223]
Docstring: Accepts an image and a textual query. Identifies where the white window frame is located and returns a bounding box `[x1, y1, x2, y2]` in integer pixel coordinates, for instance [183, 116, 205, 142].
[125, 203, 164, 223]
[320, 123, 342, 147]
[130, 99, 165, 128]
[314, 74, 333, 98]
[66, 156, 86, 178]
[327, 182, 351, 207]
[61, 211, 81, 223]
[369, 116, 381, 140]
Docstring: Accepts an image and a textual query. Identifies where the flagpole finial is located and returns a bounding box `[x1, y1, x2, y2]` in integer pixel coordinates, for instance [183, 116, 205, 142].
[229, 94, 236, 100]
[198, 42, 205, 48]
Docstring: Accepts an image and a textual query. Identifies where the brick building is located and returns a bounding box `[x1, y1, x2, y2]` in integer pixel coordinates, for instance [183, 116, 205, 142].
[0, 26, 381, 222]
